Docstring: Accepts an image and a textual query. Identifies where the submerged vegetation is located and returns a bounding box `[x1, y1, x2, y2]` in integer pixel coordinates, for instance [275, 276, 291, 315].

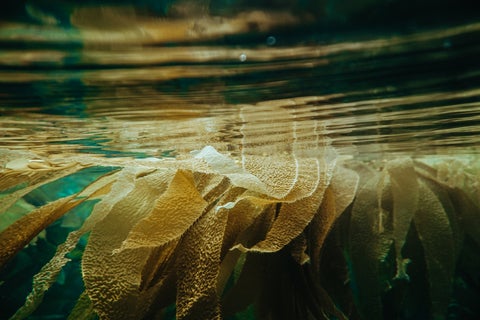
[0, 146, 479, 319]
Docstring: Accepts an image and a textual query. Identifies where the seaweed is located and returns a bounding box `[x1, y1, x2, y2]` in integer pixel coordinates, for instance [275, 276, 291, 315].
[0, 148, 479, 319]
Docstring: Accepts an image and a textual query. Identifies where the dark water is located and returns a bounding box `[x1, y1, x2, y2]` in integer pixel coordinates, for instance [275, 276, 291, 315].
[1, 1, 480, 319]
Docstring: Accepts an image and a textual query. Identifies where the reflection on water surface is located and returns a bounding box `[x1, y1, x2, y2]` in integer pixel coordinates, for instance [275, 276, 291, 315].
[1, 16, 480, 158]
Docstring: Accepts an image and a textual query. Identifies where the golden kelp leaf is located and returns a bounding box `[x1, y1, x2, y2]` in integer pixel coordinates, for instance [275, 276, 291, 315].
[273, 156, 321, 201]
[194, 142, 331, 201]
[216, 249, 244, 297]
[239, 100, 335, 200]
[416, 158, 480, 209]
[237, 170, 327, 253]
[135, 172, 229, 294]
[436, 159, 480, 210]
[284, 115, 337, 201]
[241, 155, 299, 199]
[289, 233, 310, 265]
[78, 167, 143, 232]
[193, 146, 285, 197]
[0, 162, 86, 215]
[348, 173, 392, 320]
[0, 198, 36, 233]
[0, 195, 83, 269]
[310, 187, 336, 270]
[302, 168, 356, 320]
[386, 158, 418, 280]
[311, 166, 359, 271]
[217, 194, 273, 293]
[138, 238, 179, 292]
[11, 169, 130, 319]
[216, 189, 271, 252]
[193, 172, 230, 203]
[232, 154, 338, 254]
[0, 169, 39, 192]
[68, 292, 97, 320]
[117, 170, 207, 251]
[230, 199, 279, 253]
[222, 195, 270, 248]
[82, 169, 173, 319]
[222, 206, 278, 317]
[330, 165, 360, 217]
[450, 187, 480, 247]
[413, 180, 455, 319]
[175, 200, 230, 320]
[77, 170, 120, 200]
[1, 158, 76, 191]
[421, 176, 464, 259]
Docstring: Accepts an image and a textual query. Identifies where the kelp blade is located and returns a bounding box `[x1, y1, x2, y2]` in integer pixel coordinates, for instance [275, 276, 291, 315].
[0, 148, 479, 320]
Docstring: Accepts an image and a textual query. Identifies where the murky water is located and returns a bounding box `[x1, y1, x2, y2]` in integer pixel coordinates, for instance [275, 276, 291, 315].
[1, 2, 480, 319]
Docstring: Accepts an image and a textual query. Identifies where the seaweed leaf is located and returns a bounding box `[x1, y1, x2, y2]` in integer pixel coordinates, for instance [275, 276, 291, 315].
[0, 162, 87, 215]
[0, 158, 77, 192]
[221, 206, 277, 317]
[193, 145, 336, 201]
[82, 168, 174, 319]
[3, 146, 476, 320]
[311, 165, 359, 272]
[304, 175, 354, 320]
[436, 159, 480, 208]
[450, 187, 480, 247]
[175, 195, 230, 320]
[10, 169, 122, 319]
[348, 172, 392, 320]
[216, 194, 273, 293]
[239, 103, 298, 199]
[242, 154, 300, 199]
[68, 292, 97, 320]
[117, 170, 208, 252]
[236, 161, 328, 253]
[229, 151, 337, 254]
[386, 158, 419, 280]
[0, 195, 84, 269]
[413, 180, 455, 319]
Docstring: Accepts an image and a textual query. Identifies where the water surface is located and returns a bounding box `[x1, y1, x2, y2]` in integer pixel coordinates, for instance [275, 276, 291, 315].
[1, 5, 479, 160]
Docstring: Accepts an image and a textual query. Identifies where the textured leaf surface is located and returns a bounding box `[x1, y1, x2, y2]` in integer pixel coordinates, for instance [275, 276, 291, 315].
[118, 170, 207, 251]
[240, 166, 327, 253]
[82, 169, 173, 319]
[414, 180, 455, 319]
[175, 199, 230, 320]
[349, 172, 392, 320]
[1, 147, 477, 320]
[387, 158, 418, 280]
[68, 292, 97, 320]
[0, 162, 85, 215]
[312, 165, 359, 271]
[0, 195, 83, 269]
[11, 169, 124, 319]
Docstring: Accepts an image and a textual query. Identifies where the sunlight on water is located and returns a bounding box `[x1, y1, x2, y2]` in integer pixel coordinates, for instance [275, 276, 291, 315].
[1, 17, 480, 159]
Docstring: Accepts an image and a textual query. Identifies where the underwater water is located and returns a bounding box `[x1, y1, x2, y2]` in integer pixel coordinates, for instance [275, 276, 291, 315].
[1, 1, 480, 319]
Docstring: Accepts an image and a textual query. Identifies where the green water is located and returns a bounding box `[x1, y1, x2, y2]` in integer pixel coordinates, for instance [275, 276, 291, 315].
[1, 1, 480, 319]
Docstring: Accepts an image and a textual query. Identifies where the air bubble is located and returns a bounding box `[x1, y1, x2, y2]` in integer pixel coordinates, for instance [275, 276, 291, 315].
[266, 36, 276, 46]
